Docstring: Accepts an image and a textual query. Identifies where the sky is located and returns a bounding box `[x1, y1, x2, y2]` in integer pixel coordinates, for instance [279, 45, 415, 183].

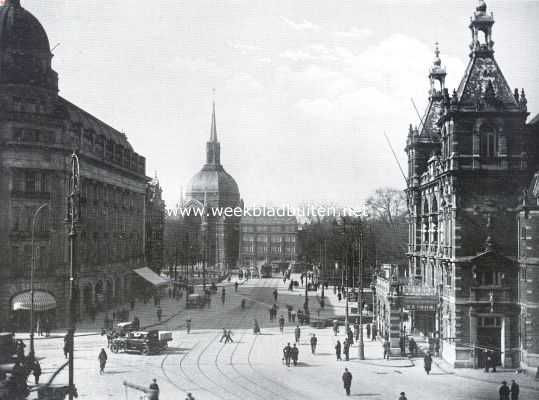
[28, 0, 539, 209]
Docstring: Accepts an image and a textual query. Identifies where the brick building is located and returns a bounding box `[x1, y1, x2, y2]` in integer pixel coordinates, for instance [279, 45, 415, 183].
[0, 0, 161, 330]
[238, 213, 297, 271]
[375, 1, 539, 369]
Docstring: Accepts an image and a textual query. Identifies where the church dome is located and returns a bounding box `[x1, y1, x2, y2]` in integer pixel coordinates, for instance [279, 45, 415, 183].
[185, 99, 241, 209]
[0, 0, 58, 90]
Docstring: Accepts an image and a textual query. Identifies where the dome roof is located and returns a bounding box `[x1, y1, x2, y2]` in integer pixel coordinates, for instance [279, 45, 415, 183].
[0, 0, 58, 90]
[186, 165, 240, 206]
[0, 1, 50, 53]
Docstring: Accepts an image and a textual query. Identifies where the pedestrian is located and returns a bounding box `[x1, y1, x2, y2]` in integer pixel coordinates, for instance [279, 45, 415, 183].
[510, 380, 519, 400]
[310, 334, 318, 354]
[33, 359, 41, 384]
[342, 368, 352, 396]
[186, 318, 191, 334]
[372, 324, 377, 341]
[347, 326, 354, 345]
[409, 337, 417, 357]
[156, 306, 162, 322]
[98, 348, 108, 375]
[499, 381, 510, 400]
[294, 325, 301, 343]
[273, 289, 278, 301]
[221, 292, 226, 305]
[398, 392, 408, 400]
[219, 328, 227, 343]
[283, 343, 292, 367]
[149, 378, 160, 400]
[234, 281, 238, 292]
[333, 320, 339, 336]
[335, 340, 342, 361]
[291, 343, 299, 366]
[63, 333, 71, 359]
[383, 339, 391, 360]
[253, 319, 260, 334]
[279, 315, 285, 333]
[400, 336, 406, 356]
[185, 393, 195, 400]
[343, 338, 350, 361]
[287, 305, 292, 322]
[366, 323, 371, 339]
[338, 292, 342, 302]
[424, 351, 433, 375]
[268, 308, 273, 321]
[225, 330, 234, 343]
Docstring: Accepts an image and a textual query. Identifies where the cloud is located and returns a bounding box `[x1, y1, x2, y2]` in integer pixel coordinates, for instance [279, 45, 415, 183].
[224, 72, 264, 94]
[334, 27, 373, 40]
[280, 16, 320, 31]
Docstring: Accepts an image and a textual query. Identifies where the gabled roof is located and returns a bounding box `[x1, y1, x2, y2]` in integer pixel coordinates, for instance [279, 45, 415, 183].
[456, 54, 520, 111]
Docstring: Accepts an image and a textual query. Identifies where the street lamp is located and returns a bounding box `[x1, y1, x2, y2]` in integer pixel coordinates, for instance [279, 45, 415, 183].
[358, 231, 365, 360]
[65, 151, 80, 400]
[30, 202, 50, 359]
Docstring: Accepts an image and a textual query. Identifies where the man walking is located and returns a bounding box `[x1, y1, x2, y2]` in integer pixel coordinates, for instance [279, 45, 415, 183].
[499, 381, 510, 400]
[283, 343, 292, 367]
[294, 325, 301, 343]
[383, 339, 391, 360]
[186, 318, 191, 334]
[32, 359, 41, 384]
[408, 337, 417, 357]
[510, 380, 519, 400]
[273, 289, 278, 302]
[279, 315, 285, 333]
[234, 281, 238, 292]
[98, 348, 108, 375]
[335, 340, 342, 361]
[343, 338, 350, 361]
[156, 306, 162, 322]
[291, 343, 299, 366]
[371, 324, 377, 341]
[149, 378, 160, 400]
[424, 351, 433, 375]
[219, 328, 227, 343]
[342, 368, 352, 396]
[366, 323, 371, 339]
[310, 334, 318, 354]
[398, 392, 408, 400]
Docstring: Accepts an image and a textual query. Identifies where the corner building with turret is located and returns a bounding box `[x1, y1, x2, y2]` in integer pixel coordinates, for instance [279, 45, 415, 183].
[376, 1, 539, 370]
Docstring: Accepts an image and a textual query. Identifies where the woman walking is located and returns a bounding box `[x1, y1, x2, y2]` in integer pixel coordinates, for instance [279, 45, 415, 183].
[98, 348, 108, 375]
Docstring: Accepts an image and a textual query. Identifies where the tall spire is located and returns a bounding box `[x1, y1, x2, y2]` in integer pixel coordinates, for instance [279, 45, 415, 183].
[205, 89, 221, 166]
[210, 88, 218, 142]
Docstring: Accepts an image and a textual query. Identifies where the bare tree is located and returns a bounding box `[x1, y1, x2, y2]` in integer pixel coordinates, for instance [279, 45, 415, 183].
[365, 188, 407, 225]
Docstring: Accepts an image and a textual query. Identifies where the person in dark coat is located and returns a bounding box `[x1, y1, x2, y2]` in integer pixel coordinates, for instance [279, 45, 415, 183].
[371, 324, 377, 341]
[98, 348, 108, 374]
[294, 325, 301, 343]
[33, 359, 41, 384]
[398, 392, 408, 400]
[279, 315, 285, 333]
[510, 380, 519, 400]
[335, 340, 342, 361]
[291, 343, 299, 366]
[343, 339, 350, 361]
[383, 339, 391, 360]
[499, 381, 510, 400]
[366, 323, 371, 339]
[149, 378, 160, 400]
[342, 368, 352, 396]
[424, 351, 433, 375]
[408, 337, 417, 357]
[310, 334, 318, 354]
[283, 343, 292, 367]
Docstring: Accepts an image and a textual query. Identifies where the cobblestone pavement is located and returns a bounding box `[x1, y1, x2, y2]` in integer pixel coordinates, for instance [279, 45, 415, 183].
[24, 275, 539, 400]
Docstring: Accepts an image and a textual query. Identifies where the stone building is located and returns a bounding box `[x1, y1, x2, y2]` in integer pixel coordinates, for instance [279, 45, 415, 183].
[375, 1, 539, 369]
[183, 99, 242, 277]
[146, 176, 166, 274]
[238, 213, 297, 272]
[0, 0, 160, 330]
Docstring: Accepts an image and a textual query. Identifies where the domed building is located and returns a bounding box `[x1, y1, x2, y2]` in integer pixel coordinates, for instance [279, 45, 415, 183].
[0, 0, 161, 332]
[184, 99, 242, 276]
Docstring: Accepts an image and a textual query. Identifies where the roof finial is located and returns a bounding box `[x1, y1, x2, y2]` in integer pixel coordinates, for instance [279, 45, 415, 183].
[433, 42, 441, 66]
[210, 88, 218, 142]
[476, 0, 487, 13]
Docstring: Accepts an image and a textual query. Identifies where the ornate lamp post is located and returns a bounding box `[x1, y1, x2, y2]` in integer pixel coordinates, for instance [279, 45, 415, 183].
[30, 202, 50, 359]
[358, 230, 365, 360]
[65, 152, 80, 400]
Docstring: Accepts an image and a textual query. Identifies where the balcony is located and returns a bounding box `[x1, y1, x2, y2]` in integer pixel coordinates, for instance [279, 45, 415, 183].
[469, 286, 514, 304]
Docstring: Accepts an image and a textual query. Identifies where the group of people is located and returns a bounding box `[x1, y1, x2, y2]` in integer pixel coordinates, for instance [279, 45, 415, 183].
[282, 342, 300, 366]
[498, 380, 520, 400]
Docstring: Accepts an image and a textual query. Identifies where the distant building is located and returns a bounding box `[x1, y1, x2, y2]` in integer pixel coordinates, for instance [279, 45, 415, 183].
[239, 212, 297, 271]
[146, 176, 166, 274]
[375, 1, 539, 369]
[0, 1, 161, 330]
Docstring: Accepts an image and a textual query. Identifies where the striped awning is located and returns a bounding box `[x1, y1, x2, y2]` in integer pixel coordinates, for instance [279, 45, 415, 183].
[12, 290, 57, 312]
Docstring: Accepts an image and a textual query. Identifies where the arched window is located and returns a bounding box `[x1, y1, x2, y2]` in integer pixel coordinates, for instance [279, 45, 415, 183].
[480, 125, 497, 158]
[431, 197, 438, 244]
[423, 199, 429, 243]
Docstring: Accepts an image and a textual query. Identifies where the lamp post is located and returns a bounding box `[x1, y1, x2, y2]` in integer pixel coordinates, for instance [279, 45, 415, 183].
[66, 151, 80, 400]
[30, 202, 50, 359]
[358, 231, 365, 360]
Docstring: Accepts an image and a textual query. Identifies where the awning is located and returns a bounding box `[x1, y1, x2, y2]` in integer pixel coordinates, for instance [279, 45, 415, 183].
[133, 267, 169, 287]
[12, 290, 56, 312]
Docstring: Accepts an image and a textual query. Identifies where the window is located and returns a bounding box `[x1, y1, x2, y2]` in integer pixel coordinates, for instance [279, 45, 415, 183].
[478, 271, 504, 286]
[25, 172, 36, 193]
[480, 127, 497, 158]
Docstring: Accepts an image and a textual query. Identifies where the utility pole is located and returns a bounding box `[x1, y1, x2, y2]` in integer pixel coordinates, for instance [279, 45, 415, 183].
[358, 230, 365, 360]
[66, 152, 80, 399]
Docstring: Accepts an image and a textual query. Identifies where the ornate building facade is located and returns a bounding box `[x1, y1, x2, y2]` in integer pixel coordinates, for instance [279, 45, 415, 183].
[238, 213, 297, 271]
[376, 1, 539, 369]
[0, 0, 161, 330]
[183, 99, 242, 275]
